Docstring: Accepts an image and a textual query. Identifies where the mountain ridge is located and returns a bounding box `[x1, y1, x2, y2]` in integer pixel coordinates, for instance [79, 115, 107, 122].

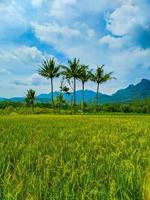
[0, 79, 150, 104]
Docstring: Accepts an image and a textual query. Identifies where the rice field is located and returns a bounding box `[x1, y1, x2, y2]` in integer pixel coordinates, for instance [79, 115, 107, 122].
[0, 114, 150, 200]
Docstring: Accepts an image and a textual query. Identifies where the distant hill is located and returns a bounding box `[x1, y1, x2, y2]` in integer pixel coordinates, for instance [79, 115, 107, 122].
[0, 97, 6, 101]
[110, 79, 150, 102]
[36, 79, 150, 103]
[0, 79, 150, 104]
[9, 97, 24, 102]
[37, 90, 110, 103]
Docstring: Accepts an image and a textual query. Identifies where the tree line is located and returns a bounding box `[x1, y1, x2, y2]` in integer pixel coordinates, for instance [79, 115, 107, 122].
[1, 98, 150, 114]
[26, 57, 115, 112]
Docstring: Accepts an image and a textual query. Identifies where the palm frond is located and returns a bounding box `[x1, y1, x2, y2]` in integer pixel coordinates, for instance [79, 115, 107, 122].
[38, 58, 61, 79]
[78, 65, 91, 83]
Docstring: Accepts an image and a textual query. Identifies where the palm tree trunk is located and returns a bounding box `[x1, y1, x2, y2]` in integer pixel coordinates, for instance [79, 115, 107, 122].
[96, 83, 100, 111]
[82, 82, 85, 112]
[73, 77, 76, 106]
[51, 78, 54, 105]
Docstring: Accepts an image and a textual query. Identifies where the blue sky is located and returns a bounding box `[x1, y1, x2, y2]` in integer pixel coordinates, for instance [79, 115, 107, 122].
[0, 0, 150, 98]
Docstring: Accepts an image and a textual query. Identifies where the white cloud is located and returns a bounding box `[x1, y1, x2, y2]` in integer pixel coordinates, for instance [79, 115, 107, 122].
[0, 46, 43, 63]
[51, 0, 77, 18]
[123, 48, 150, 68]
[31, 0, 45, 7]
[86, 29, 96, 38]
[107, 3, 145, 36]
[0, 1, 27, 38]
[28, 73, 49, 86]
[0, 69, 11, 75]
[76, 0, 122, 12]
[106, 48, 150, 79]
[0, 46, 47, 75]
[31, 17, 150, 88]
[32, 21, 99, 62]
[12, 73, 49, 86]
[99, 35, 127, 49]
[32, 22, 81, 43]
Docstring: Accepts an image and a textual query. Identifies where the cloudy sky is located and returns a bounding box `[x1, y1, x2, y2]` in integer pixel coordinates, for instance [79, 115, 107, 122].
[0, 0, 150, 98]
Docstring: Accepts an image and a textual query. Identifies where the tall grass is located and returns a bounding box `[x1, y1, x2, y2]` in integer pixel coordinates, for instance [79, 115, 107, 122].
[0, 115, 150, 199]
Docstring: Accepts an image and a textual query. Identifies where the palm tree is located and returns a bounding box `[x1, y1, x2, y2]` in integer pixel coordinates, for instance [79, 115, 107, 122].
[38, 58, 61, 105]
[25, 89, 36, 112]
[91, 65, 115, 110]
[78, 65, 91, 112]
[62, 58, 80, 107]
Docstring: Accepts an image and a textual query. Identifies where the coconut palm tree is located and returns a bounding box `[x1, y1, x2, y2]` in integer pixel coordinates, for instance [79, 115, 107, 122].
[78, 65, 91, 112]
[38, 58, 61, 105]
[91, 65, 115, 110]
[62, 58, 80, 107]
[25, 89, 36, 112]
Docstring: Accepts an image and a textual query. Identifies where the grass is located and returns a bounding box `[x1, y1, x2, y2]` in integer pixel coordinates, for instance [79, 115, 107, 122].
[0, 114, 150, 200]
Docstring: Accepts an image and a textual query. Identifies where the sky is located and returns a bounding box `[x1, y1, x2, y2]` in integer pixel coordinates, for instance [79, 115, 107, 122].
[0, 0, 150, 98]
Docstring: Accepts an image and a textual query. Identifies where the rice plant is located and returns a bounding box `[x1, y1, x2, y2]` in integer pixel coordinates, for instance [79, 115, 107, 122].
[0, 115, 150, 199]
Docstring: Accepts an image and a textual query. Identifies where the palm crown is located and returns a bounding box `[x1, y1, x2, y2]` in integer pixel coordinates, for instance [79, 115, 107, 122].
[90, 65, 114, 83]
[78, 65, 91, 83]
[38, 58, 60, 78]
[62, 58, 80, 79]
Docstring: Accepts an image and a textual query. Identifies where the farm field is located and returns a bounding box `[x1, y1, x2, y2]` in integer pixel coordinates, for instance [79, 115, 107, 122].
[0, 114, 150, 200]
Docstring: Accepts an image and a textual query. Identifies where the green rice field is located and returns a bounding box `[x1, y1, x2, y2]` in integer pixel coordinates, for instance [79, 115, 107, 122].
[0, 115, 150, 200]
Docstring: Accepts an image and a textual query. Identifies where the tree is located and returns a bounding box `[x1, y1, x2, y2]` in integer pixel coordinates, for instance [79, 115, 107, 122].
[78, 65, 91, 112]
[91, 65, 115, 110]
[25, 89, 36, 112]
[38, 58, 61, 105]
[54, 81, 70, 113]
[54, 94, 66, 113]
[62, 58, 80, 107]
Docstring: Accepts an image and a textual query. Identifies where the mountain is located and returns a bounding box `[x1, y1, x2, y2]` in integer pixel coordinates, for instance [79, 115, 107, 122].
[36, 90, 110, 104]
[110, 79, 150, 102]
[0, 79, 150, 104]
[0, 97, 6, 101]
[36, 79, 150, 103]
[9, 97, 24, 102]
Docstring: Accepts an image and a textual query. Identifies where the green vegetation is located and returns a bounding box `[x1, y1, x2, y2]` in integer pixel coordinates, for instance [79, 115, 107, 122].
[0, 98, 150, 115]
[0, 114, 150, 199]
[100, 99, 150, 113]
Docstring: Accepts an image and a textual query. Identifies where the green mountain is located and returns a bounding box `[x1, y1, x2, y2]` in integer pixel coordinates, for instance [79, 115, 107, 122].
[0, 79, 150, 104]
[110, 79, 150, 102]
[36, 79, 150, 103]
[0, 98, 6, 101]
